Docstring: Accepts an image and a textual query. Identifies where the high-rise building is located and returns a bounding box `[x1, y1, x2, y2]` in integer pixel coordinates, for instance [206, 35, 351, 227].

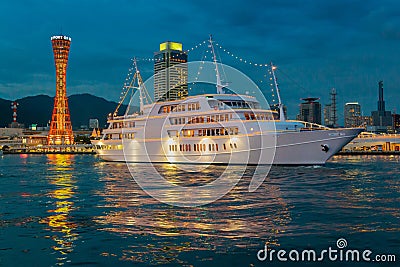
[323, 104, 333, 127]
[154, 41, 188, 102]
[393, 114, 400, 132]
[330, 88, 338, 127]
[297, 97, 321, 124]
[47, 35, 74, 145]
[344, 102, 361, 127]
[371, 81, 392, 132]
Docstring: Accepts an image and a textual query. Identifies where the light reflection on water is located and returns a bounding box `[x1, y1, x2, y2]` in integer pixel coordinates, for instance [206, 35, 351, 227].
[93, 162, 291, 264]
[40, 154, 79, 265]
[0, 155, 399, 266]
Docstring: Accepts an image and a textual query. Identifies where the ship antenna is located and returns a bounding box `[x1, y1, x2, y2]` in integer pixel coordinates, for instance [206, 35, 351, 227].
[209, 34, 224, 94]
[270, 62, 285, 121]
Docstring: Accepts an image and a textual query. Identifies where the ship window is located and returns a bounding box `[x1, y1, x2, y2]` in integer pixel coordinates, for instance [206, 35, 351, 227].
[223, 143, 226, 150]
[234, 143, 237, 149]
[216, 144, 218, 151]
[194, 144, 197, 151]
[203, 144, 206, 151]
[209, 144, 212, 151]
[244, 113, 250, 120]
[198, 130, 203, 136]
[230, 143, 233, 149]
[211, 129, 215, 136]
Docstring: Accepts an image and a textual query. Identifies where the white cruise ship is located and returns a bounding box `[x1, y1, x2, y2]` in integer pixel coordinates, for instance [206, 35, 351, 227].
[92, 38, 362, 165]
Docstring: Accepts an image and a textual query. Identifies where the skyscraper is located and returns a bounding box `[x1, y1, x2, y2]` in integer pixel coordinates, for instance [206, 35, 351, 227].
[371, 81, 392, 132]
[297, 97, 321, 124]
[344, 102, 361, 127]
[47, 35, 74, 145]
[323, 104, 332, 127]
[154, 41, 188, 102]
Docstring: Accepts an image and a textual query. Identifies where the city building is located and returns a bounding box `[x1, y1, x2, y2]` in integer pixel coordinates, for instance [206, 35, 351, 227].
[323, 104, 333, 127]
[297, 97, 321, 124]
[89, 119, 99, 129]
[357, 116, 373, 127]
[344, 102, 361, 127]
[393, 114, 400, 133]
[370, 81, 392, 133]
[47, 35, 74, 145]
[154, 41, 188, 102]
[322, 88, 338, 127]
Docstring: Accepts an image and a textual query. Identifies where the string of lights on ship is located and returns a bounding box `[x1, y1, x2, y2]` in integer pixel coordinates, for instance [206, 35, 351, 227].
[119, 39, 282, 106]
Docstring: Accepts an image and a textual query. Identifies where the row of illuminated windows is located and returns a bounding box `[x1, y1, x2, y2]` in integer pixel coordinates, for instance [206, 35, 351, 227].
[104, 133, 134, 140]
[170, 113, 233, 125]
[159, 102, 200, 114]
[169, 127, 239, 138]
[96, 145, 123, 150]
[110, 121, 136, 129]
[243, 112, 276, 121]
[183, 127, 238, 137]
[168, 142, 238, 152]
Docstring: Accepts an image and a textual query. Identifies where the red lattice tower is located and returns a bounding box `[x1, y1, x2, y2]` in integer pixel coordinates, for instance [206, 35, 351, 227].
[47, 35, 74, 145]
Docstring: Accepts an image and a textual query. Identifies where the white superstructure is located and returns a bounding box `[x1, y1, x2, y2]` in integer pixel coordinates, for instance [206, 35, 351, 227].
[92, 93, 361, 165]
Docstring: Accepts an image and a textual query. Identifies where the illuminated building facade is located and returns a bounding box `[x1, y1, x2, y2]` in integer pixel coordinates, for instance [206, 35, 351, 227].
[344, 102, 361, 127]
[297, 97, 322, 124]
[154, 41, 188, 102]
[48, 35, 74, 145]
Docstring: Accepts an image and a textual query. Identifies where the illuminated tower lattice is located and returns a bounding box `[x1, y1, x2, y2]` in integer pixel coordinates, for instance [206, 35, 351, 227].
[47, 35, 74, 145]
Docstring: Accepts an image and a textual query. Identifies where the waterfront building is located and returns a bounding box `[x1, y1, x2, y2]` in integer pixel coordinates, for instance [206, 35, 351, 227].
[393, 114, 400, 133]
[297, 97, 321, 124]
[154, 41, 188, 102]
[344, 102, 361, 127]
[47, 35, 74, 145]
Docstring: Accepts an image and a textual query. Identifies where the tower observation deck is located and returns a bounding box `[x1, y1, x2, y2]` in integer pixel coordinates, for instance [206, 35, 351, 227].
[47, 35, 74, 145]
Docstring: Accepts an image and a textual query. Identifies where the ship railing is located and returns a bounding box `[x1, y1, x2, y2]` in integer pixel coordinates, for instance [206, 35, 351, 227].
[293, 121, 331, 131]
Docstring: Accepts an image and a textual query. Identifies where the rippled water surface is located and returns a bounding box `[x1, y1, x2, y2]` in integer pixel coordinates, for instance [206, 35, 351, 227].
[0, 154, 399, 266]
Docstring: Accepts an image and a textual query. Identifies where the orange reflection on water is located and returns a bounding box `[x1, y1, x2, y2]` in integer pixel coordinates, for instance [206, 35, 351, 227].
[40, 154, 78, 265]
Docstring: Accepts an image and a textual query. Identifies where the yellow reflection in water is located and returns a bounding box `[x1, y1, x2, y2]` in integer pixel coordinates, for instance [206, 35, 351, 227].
[40, 154, 78, 265]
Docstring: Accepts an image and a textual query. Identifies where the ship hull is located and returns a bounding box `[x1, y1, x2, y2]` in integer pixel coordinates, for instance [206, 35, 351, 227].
[93, 128, 361, 165]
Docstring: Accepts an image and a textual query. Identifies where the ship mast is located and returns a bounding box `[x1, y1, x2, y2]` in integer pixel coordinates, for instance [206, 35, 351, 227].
[270, 62, 285, 121]
[114, 57, 149, 116]
[209, 35, 224, 94]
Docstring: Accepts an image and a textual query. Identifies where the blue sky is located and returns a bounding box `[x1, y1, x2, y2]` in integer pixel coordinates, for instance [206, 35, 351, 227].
[0, 0, 399, 120]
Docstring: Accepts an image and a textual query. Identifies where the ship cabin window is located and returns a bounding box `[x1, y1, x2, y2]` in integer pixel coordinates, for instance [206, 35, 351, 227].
[243, 112, 274, 121]
[124, 121, 135, 128]
[187, 102, 200, 111]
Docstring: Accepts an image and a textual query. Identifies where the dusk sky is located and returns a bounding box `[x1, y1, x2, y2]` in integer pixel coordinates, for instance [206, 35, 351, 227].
[0, 0, 399, 120]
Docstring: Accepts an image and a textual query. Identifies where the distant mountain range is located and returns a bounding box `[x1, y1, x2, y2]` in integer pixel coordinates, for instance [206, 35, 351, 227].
[0, 93, 132, 128]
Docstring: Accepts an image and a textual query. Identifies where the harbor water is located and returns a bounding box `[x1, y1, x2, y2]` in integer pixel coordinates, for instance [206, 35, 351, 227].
[0, 154, 399, 266]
